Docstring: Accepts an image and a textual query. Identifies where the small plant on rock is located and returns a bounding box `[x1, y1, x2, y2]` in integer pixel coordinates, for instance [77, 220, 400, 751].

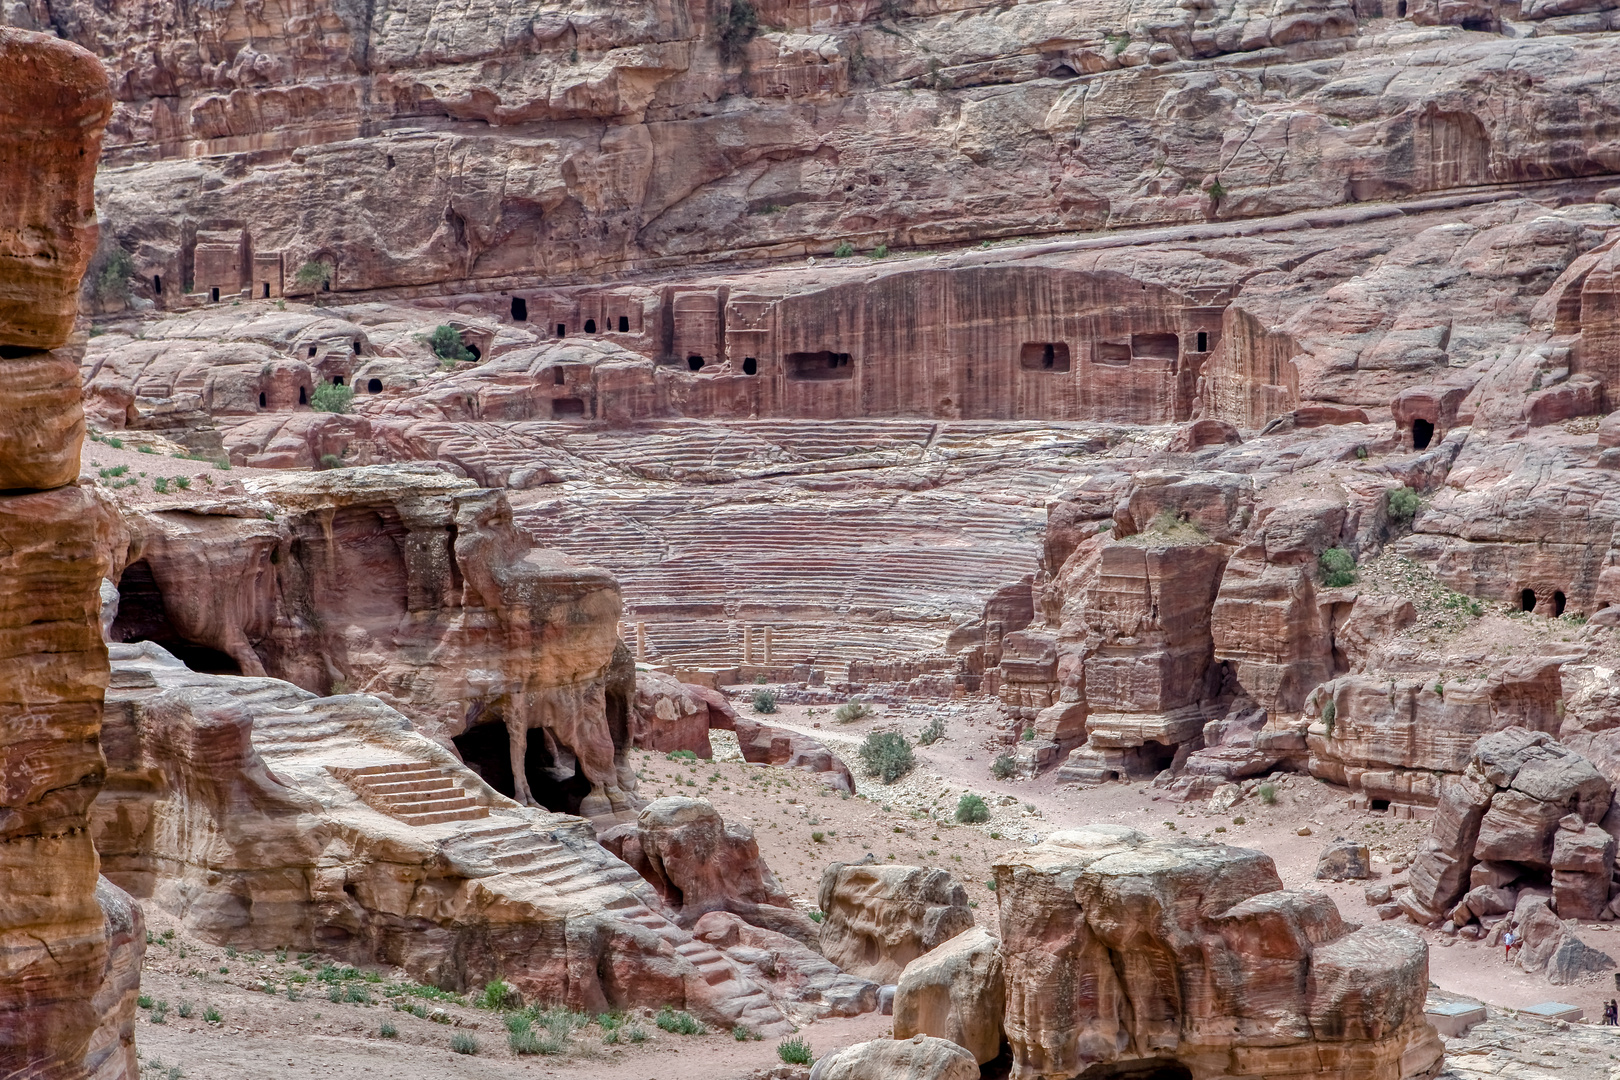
[311, 382, 354, 414]
[871, 243, 890, 259]
[1318, 547, 1356, 588]
[1321, 698, 1337, 736]
[778, 1037, 814, 1065]
[751, 688, 778, 714]
[713, 0, 758, 63]
[991, 753, 1018, 780]
[832, 241, 855, 258]
[1387, 486, 1421, 526]
[955, 793, 990, 824]
[428, 325, 475, 364]
[858, 731, 914, 784]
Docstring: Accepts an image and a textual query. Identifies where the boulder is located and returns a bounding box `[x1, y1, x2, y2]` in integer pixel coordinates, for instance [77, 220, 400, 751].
[600, 797, 816, 944]
[994, 825, 1442, 1080]
[690, 911, 878, 1019]
[817, 865, 975, 984]
[892, 925, 1005, 1065]
[807, 1034, 979, 1080]
[734, 717, 855, 793]
[1316, 838, 1373, 881]
[1546, 933, 1616, 986]
[630, 669, 714, 758]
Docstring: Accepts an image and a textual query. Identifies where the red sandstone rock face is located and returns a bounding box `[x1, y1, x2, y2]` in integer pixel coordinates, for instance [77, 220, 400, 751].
[0, 27, 120, 1080]
[817, 863, 976, 985]
[732, 716, 857, 794]
[631, 670, 715, 758]
[101, 465, 636, 820]
[995, 825, 1442, 1080]
[600, 796, 819, 944]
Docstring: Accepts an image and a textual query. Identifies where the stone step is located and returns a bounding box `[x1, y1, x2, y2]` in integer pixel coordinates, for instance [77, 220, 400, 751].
[366, 777, 458, 797]
[396, 805, 489, 825]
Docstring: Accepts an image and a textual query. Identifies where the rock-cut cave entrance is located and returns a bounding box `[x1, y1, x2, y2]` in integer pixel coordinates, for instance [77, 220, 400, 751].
[451, 720, 595, 815]
[1412, 418, 1434, 450]
[1076, 1059, 1194, 1080]
[110, 560, 244, 674]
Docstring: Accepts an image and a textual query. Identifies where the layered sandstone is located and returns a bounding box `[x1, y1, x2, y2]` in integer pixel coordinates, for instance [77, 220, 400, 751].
[0, 27, 120, 1080]
[102, 464, 637, 821]
[91, 641, 855, 1031]
[994, 825, 1443, 1080]
[817, 863, 975, 984]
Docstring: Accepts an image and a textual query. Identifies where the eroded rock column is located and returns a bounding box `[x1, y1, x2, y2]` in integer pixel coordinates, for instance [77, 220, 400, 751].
[0, 28, 116, 1079]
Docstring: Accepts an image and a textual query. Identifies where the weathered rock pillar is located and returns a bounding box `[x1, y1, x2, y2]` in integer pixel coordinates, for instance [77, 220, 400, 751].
[635, 621, 646, 661]
[743, 624, 753, 664]
[0, 28, 118, 1079]
[763, 627, 773, 666]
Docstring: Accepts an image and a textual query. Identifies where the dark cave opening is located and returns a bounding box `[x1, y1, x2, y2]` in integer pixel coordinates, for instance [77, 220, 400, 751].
[1554, 590, 1567, 616]
[1076, 1059, 1194, 1080]
[511, 296, 527, 321]
[452, 721, 592, 814]
[1521, 588, 1537, 612]
[1412, 418, 1434, 450]
[110, 560, 244, 675]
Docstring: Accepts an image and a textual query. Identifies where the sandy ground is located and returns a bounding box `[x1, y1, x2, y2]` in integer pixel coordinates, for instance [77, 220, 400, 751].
[129, 691, 1620, 1079]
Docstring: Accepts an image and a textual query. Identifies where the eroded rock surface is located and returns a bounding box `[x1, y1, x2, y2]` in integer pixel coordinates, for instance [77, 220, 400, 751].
[817, 864, 975, 984]
[994, 824, 1442, 1080]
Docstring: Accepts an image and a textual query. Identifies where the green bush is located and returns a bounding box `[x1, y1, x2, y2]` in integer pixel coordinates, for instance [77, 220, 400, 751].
[477, 979, 516, 1010]
[918, 716, 945, 745]
[835, 700, 873, 723]
[811, 831, 825, 843]
[295, 260, 333, 290]
[95, 248, 137, 304]
[871, 243, 890, 259]
[177, 1002, 194, 1018]
[1021, 726, 1035, 742]
[311, 382, 354, 413]
[751, 688, 778, 714]
[153, 477, 168, 494]
[1257, 782, 1277, 805]
[991, 753, 1017, 780]
[955, 793, 990, 824]
[666, 749, 698, 761]
[655, 1006, 703, 1035]
[808, 909, 824, 923]
[203, 1006, 222, 1024]
[858, 731, 915, 784]
[428, 325, 475, 363]
[832, 241, 855, 258]
[778, 1037, 814, 1065]
[174, 476, 190, 490]
[319, 453, 346, 470]
[449, 1032, 479, 1055]
[1318, 547, 1356, 588]
[1321, 698, 1337, 736]
[1387, 486, 1421, 525]
[714, 0, 758, 62]
[379, 1020, 397, 1038]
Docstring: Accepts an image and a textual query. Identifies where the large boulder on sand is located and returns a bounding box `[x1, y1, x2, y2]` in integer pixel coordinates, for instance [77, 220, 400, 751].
[600, 797, 817, 944]
[1403, 729, 1614, 924]
[993, 825, 1443, 1080]
[808, 1034, 979, 1080]
[892, 925, 1005, 1065]
[818, 864, 975, 984]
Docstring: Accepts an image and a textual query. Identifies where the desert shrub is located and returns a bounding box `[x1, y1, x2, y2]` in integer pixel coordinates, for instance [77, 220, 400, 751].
[428, 325, 474, 363]
[714, 0, 758, 62]
[294, 260, 333, 290]
[311, 382, 354, 413]
[655, 1006, 703, 1035]
[1021, 726, 1035, 742]
[1205, 178, 1227, 201]
[153, 477, 168, 494]
[477, 979, 517, 1010]
[808, 908, 824, 923]
[95, 248, 137, 304]
[835, 700, 873, 723]
[751, 688, 778, 714]
[319, 453, 345, 470]
[991, 753, 1017, 780]
[832, 241, 855, 258]
[174, 476, 190, 490]
[1257, 782, 1277, 805]
[138, 444, 155, 454]
[871, 243, 890, 258]
[1387, 486, 1421, 525]
[137, 994, 154, 1009]
[379, 1020, 397, 1038]
[811, 831, 825, 843]
[778, 1037, 814, 1065]
[918, 716, 945, 745]
[666, 749, 698, 761]
[449, 1032, 479, 1055]
[986, 878, 997, 891]
[1321, 698, 1337, 736]
[1318, 547, 1356, 588]
[203, 1006, 222, 1023]
[955, 793, 990, 824]
[858, 731, 914, 784]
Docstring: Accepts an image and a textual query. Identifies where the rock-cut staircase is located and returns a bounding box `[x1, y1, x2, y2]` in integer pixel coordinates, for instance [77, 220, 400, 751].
[441, 821, 791, 1034]
[338, 762, 490, 825]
